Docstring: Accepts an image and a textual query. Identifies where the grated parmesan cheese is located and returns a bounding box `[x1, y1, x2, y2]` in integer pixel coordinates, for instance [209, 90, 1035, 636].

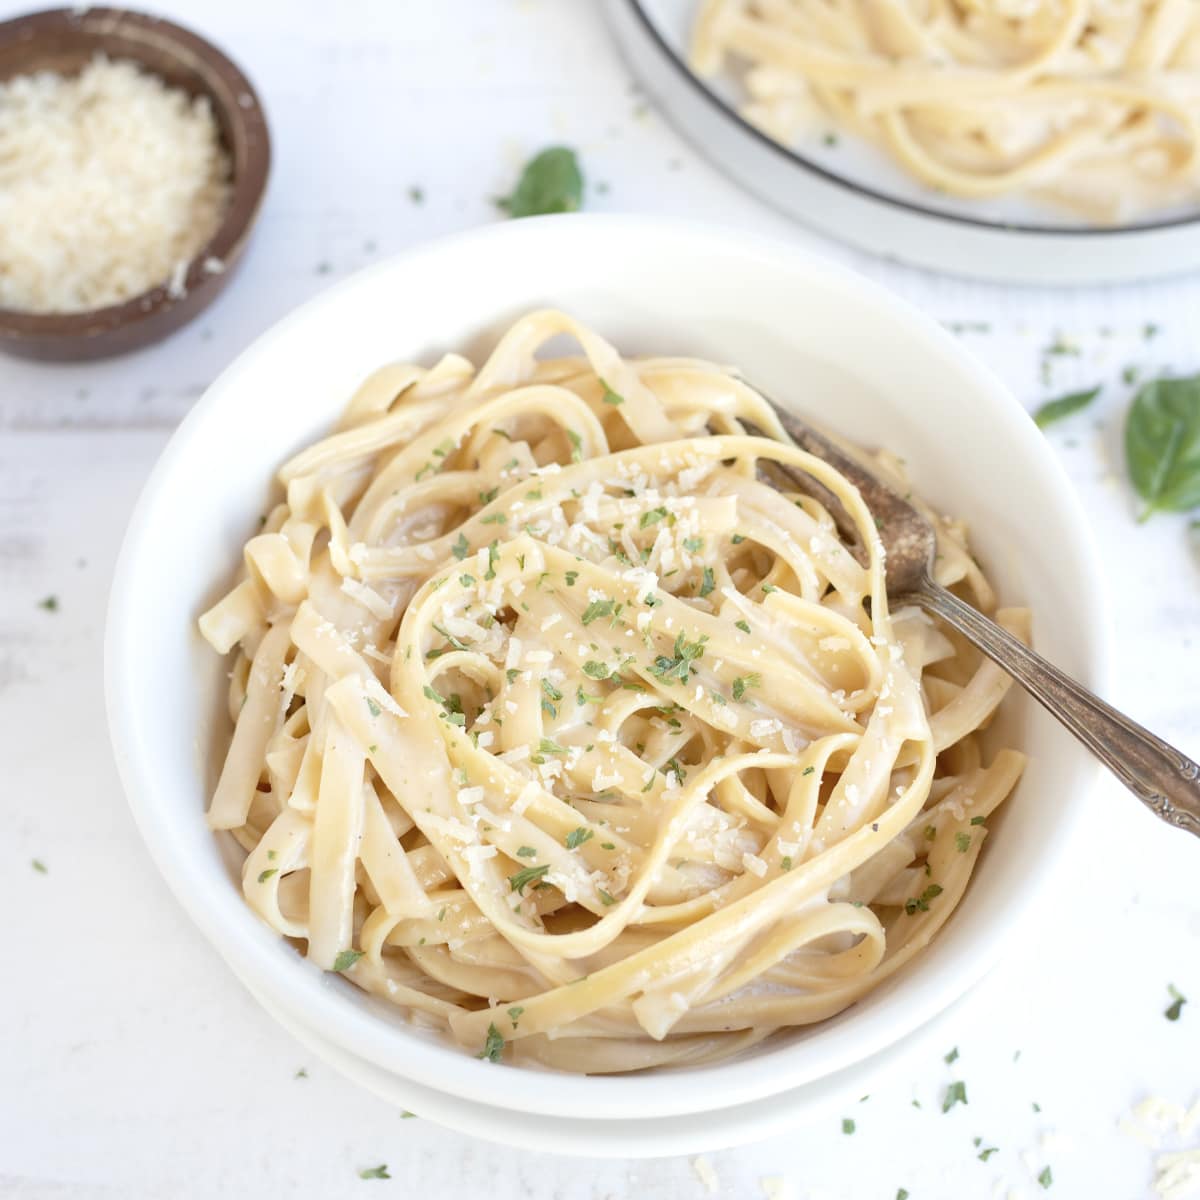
[0, 55, 231, 312]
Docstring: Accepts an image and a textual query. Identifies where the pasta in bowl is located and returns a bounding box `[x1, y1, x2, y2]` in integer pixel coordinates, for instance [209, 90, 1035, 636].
[200, 308, 1028, 1074]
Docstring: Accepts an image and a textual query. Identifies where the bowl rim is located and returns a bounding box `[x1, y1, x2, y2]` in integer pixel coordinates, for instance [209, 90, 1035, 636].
[622, 0, 1200, 238]
[105, 213, 1111, 1120]
[0, 5, 270, 342]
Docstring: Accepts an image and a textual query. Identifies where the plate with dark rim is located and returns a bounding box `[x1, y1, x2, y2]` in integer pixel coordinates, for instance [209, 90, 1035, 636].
[607, 0, 1200, 286]
[0, 6, 270, 361]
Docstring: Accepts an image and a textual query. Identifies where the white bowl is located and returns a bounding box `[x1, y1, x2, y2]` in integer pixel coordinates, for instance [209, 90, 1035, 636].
[106, 215, 1108, 1136]
[608, 0, 1200, 285]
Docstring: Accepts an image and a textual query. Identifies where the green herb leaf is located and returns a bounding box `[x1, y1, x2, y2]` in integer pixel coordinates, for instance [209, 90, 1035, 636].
[1125, 375, 1200, 519]
[478, 1022, 505, 1062]
[581, 598, 615, 625]
[38, 595, 59, 612]
[1165, 983, 1187, 1021]
[897, 1191, 910, 1200]
[944, 1046, 959, 1064]
[905, 883, 944, 915]
[509, 863, 550, 894]
[332, 949, 364, 973]
[731, 673, 760, 701]
[366, 697, 382, 718]
[978, 1147, 998, 1162]
[699, 567, 715, 598]
[565, 827, 593, 849]
[640, 506, 669, 529]
[842, 1118, 855, 1134]
[1037, 1166, 1053, 1188]
[683, 536, 704, 552]
[1033, 386, 1100, 430]
[516, 846, 537, 858]
[31, 859, 47, 874]
[537, 737, 566, 756]
[942, 1081, 968, 1113]
[598, 888, 616, 905]
[496, 146, 583, 218]
[358, 1164, 391, 1180]
[567, 429, 583, 462]
[600, 379, 624, 405]
[507, 1005, 524, 1027]
[955, 832, 971, 852]
[451, 532, 469, 560]
[735, 619, 750, 634]
[257, 868, 278, 883]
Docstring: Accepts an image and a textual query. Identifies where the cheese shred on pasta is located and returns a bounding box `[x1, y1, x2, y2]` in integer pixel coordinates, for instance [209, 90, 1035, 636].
[200, 311, 1027, 1073]
[691, 0, 1200, 224]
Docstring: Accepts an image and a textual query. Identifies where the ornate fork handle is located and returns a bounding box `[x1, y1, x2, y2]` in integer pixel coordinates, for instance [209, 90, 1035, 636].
[903, 578, 1200, 838]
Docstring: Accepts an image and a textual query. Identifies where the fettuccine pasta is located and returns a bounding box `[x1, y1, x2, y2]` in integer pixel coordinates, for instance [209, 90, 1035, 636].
[691, 0, 1200, 223]
[200, 310, 1026, 1073]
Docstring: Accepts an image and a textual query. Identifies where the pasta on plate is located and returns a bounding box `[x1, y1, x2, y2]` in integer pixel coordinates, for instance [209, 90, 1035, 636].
[691, 0, 1200, 224]
[200, 311, 1027, 1073]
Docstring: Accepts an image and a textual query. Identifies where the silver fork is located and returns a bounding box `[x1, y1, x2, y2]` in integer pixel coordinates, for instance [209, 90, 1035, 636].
[744, 401, 1200, 839]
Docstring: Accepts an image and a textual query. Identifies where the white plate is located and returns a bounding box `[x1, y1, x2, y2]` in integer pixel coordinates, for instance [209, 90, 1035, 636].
[241, 968, 977, 1158]
[106, 214, 1107, 1147]
[607, 0, 1200, 285]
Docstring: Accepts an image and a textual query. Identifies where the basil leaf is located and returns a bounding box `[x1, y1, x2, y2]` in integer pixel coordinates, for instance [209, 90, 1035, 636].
[497, 147, 583, 218]
[1125, 375, 1200, 519]
[1032, 385, 1100, 430]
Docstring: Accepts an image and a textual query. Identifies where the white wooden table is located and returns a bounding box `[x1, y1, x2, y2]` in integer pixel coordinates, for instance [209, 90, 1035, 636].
[2, 3, 1198, 1198]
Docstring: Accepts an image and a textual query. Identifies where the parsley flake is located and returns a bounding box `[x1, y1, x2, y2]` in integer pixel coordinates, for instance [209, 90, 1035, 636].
[358, 1164, 391, 1180]
[509, 864, 550, 894]
[478, 1022, 505, 1062]
[332, 949, 364, 973]
[942, 1081, 968, 1112]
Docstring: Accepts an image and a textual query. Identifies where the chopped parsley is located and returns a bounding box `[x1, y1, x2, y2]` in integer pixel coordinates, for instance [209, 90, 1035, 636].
[955, 832, 971, 852]
[358, 1164, 391, 1180]
[257, 868, 278, 883]
[780, 856, 793, 872]
[735, 619, 750, 633]
[598, 888, 616, 905]
[944, 1046, 959, 1064]
[516, 846, 537, 858]
[802, 766, 816, 776]
[332, 949, 364, 973]
[565, 827, 593, 849]
[366, 697, 382, 718]
[478, 1022, 505, 1062]
[484, 540, 499, 580]
[538, 737, 566, 756]
[683, 536, 704, 553]
[731, 673, 760, 701]
[31, 859, 47, 874]
[507, 1005, 524, 1027]
[639, 506, 669, 529]
[1037, 1166, 1053, 1188]
[583, 660, 611, 679]
[451, 532, 469, 560]
[481, 512, 507, 525]
[38, 595, 59, 612]
[649, 631, 708, 684]
[433, 622, 469, 651]
[942, 1081, 968, 1112]
[581, 598, 615, 625]
[600, 379, 624, 405]
[970, 815, 986, 825]
[978, 1147, 998, 1162]
[509, 864, 550, 894]
[842, 1118, 855, 1134]
[565, 570, 579, 586]
[567, 429, 583, 462]
[906, 883, 943, 915]
[698, 567, 715, 598]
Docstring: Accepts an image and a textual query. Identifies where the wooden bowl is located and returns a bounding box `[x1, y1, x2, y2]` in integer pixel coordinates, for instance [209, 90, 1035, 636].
[0, 7, 270, 361]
